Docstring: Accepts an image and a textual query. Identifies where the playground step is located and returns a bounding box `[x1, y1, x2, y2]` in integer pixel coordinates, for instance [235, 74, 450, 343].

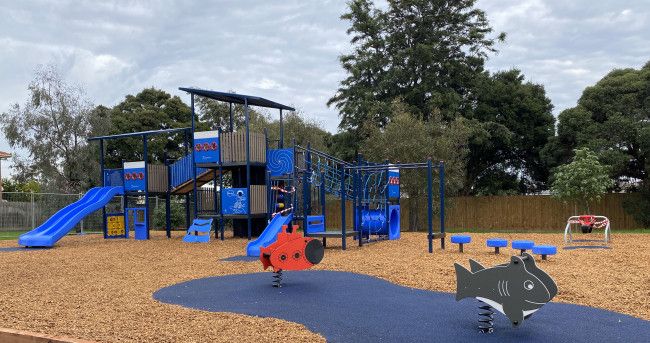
[171, 169, 221, 194]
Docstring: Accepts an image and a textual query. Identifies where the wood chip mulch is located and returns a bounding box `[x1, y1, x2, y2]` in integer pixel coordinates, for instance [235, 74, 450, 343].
[0, 231, 648, 342]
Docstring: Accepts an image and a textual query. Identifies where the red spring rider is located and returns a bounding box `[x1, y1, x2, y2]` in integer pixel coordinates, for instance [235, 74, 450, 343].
[260, 225, 324, 287]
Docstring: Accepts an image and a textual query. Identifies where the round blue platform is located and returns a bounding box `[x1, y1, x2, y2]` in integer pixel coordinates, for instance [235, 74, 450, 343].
[154, 271, 650, 343]
[487, 238, 508, 247]
[451, 235, 471, 244]
[512, 240, 535, 250]
[533, 245, 557, 255]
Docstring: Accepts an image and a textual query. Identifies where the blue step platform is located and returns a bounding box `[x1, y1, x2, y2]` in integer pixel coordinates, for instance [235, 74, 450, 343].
[451, 235, 471, 252]
[486, 238, 508, 254]
[533, 245, 557, 260]
[512, 240, 535, 254]
[183, 218, 213, 243]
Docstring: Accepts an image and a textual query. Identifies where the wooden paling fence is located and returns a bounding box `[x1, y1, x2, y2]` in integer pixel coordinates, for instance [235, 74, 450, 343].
[321, 193, 642, 232]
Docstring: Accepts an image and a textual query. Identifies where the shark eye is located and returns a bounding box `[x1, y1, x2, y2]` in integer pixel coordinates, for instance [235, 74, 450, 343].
[524, 280, 534, 290]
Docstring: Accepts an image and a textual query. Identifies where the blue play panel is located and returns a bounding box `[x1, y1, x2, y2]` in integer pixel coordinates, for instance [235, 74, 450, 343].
[153, 271, 650, 343]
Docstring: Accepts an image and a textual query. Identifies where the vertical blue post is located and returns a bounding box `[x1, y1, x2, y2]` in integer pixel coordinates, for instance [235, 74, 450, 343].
[303, 143, 311, 230]
[264, 128, 271, 222]
[266, 170, 272, 221]
[427, 159, 433, 253]
[245, 98, 251, 240]
[279, 109, 284, 148]
[191, 94, 198, 221]
[218, 127, 224, 240]
[100, 139, 107, 239]
[355, 155, 362, 246]
[143, 134, 150, 239]
[213, 168, 218, 238]
[384, 160, 389, 239]
[291, 138, 297, 225]
[439, 161, 445, 249]
[340, 165, 346, 250]
[320, 176, 326, 226]
[166, 159, 171, 238]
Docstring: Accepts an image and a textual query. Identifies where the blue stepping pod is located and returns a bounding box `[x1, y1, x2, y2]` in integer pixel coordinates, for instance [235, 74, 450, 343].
[512, 240, 535, 254]
[533, 245, 557, 260]
[486, 238, 508, 254]
[451, 235, 471, 252]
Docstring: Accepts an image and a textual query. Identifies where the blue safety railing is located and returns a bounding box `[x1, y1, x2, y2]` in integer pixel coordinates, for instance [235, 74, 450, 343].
[170, 154, 208, 189]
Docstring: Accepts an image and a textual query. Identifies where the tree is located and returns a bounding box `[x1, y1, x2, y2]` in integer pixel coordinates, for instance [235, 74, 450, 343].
[103, 88, 192, 166]
[362, 101, 470, 230]
[545, 63, 650, 187]
[1, 178, 41, 193]
[0, 65, 96, 193]
[465, 69, 555, 195]
[550, 148, 614, 213]
[328, 0, 505, 132]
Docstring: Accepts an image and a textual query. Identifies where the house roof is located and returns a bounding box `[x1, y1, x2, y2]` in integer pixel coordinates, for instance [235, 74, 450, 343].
[0, 151, 11, 159]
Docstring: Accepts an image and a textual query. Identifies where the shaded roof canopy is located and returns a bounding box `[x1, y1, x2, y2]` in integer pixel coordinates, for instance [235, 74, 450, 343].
[88, 127, 191, 141]
[179, 87, 295, 111]
[0, 151, 11, 159]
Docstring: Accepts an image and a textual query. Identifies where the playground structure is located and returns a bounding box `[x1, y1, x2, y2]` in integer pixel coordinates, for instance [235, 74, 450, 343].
[16, 88, 446, 252]
[564, 215, 611, 245]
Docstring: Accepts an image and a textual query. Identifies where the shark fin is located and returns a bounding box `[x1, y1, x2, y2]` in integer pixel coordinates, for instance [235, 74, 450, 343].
[469, 259, 485, 272]
[454, 263, 474, 301]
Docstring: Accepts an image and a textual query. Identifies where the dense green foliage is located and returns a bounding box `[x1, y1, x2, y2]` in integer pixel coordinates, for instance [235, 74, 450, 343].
[0, 66, 97, 192]
[466, 70, 555, 194]
[550, 148, 613, 212]
[543, 63, 650, 187]
[362, 102, 470, 229]
[102, 88, 193, 167]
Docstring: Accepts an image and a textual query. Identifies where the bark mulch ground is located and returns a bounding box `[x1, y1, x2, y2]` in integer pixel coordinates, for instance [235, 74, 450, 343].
[0, 231, 648, 342]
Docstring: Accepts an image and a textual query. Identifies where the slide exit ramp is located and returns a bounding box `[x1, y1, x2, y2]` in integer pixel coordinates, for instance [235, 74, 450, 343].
[18, 186, 124, 248]
[246, 213, 293, 257]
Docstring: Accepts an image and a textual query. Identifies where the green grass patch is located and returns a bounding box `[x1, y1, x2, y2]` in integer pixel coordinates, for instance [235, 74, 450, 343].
[0, 231, 26, 240]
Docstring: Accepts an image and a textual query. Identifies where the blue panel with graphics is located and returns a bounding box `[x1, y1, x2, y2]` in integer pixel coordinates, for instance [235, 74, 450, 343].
[193, 131, 220, 164]
[104, 169, 124, 187]
[123, 161, 145, 192]
[222, 188, 248, 215]
[267, 148, 294, 177]
[388, 169, 400, 199]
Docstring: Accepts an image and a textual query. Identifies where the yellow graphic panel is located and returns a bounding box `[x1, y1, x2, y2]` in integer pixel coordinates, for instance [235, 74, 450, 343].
[107, 215, 125, 237]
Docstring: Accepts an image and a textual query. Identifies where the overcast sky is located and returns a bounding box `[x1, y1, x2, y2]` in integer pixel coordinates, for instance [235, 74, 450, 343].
[1, 0, 649, 178]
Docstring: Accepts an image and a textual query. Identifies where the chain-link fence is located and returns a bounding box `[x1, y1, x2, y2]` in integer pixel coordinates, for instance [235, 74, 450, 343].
[0, 192, 172, 233]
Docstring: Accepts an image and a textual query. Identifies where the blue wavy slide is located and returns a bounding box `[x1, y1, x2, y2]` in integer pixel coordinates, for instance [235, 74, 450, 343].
[246, 213, 293, 257]
[18, 186, 124, 248]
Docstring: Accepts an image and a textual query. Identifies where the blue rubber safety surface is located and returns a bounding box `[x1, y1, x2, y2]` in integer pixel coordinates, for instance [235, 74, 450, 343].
[153, 270, 650, 343]
[220, 255, 259, 262]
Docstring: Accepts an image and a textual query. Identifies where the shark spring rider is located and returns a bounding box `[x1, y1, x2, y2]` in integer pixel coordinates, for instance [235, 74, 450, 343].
[454, 253, 558, 333]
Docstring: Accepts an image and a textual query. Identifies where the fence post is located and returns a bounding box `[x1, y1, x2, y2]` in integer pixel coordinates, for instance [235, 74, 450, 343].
[30, 191, 35, 229]
[79, 193, 84, 234]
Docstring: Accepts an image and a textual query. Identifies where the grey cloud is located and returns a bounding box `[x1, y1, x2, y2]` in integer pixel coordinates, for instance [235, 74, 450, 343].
[1, 0, 649, 178]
